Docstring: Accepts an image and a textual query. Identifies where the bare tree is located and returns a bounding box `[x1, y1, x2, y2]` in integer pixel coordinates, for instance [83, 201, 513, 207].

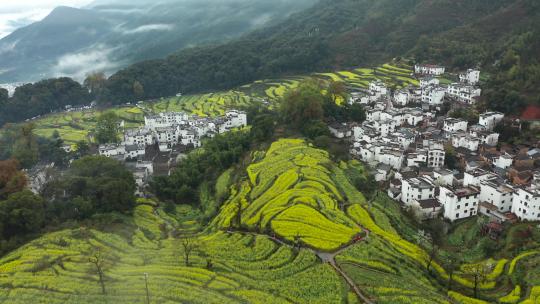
[89, 247, 107, 295]
[427, 244, 439, 272]
[179, 236, 200, 266]
[445, 255, 460, 291]
[462, 263, 489, 298]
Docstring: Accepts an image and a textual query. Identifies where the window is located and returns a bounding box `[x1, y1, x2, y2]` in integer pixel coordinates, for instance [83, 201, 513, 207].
[456, 213, 459, 219]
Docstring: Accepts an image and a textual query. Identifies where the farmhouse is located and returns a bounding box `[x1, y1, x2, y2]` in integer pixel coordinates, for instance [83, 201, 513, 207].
[440, 186, 480, 221]
[444, 118, 468, 133]
[479, 111, 504, 131]
[421, 85, 446, 105]
[459, 69, 480, 85]
[415, 64, 445, 76]
[511, 184, 540, 221]
[479, 179, 515, 213]
[401, 176, 436, 206]
[446, 83, 481, 104]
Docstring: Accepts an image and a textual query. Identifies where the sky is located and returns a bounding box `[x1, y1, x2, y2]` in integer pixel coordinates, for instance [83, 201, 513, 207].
[0, 0, 93, 39]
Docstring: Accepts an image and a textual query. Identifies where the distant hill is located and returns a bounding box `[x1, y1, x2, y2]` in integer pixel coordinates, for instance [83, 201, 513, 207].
[102, 0, 540, 113]
[0, 0, 316, 83]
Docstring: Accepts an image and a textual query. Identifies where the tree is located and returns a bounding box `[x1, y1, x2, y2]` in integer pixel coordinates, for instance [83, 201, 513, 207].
[445, 255, 460, 291]
[0, 159, 27, 199]
[84, 72, 107, 98]
[280, 79, 325, 130]
[11, 124, 39, 168]
[445, 145, 459, 170]
[0, 190, 45, 239]
[326, 80, 347, 104]
[94, 112, 120, 144]
[178, 236, 200, 266]
[133, 81, 145, 99]
[347, 103, 366, 123]
[75, 140, 90, 158]
[88, 247, 107, 295]
[426, 244, 439, 272]
[462, 263, 490, 298]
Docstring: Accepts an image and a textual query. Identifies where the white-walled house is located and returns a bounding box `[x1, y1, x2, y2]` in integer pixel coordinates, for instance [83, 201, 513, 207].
[329, 123, 353, 139]
[226, 110, 248, 128]
[444, 118, 468, 133]
[376, 148, 404, 170]
[511, 185, 540, 221]
[479, 180, 514, 213]
[451, 133, 480, 151]
[464, 169, 497, 187]
[494, 153, 514, 169]
[98, 144, 126, 158]
[401, 176, 436, 206]
[125, 128, 154, 147]
[125, 144, 145, 159]
[428, 146, 445, 168]
[479, 112, 504, 131]
[476, 132, 499, 147]
[447, 83, 482, 104]
[434, 168, 454, 186]
[422, 86, 446, 105]
[459, 69, 480, 85]
[412, 198, 442, 220]
[415, 64, 445, 76]
[393, 89, 409, 106]
[419, 77, 440, 88]
[369, 80, 388, 96]
[440, 186, 480, 221]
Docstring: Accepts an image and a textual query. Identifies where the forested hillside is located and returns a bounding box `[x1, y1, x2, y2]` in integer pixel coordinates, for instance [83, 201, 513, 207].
[102, 0, 540, 112]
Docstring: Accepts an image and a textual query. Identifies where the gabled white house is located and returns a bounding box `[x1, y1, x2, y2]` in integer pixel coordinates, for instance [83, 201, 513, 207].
[393, 89, 409, 106]
[415, 64, 445, 76]
[447, 83, 482, 104]
[444, 118, 468, 133]
[422, 85, 446, 105]
[494, 153, 514, 169]
[463, 169, 497, 187]
[511, 185, 540, 221]
[98, 143, 126, 158]
[479, 180, 514, 213]
[440, 186, 480, 221]
[419, 76, 440, 88]
[459, 69, 480, 85]
[401, 176, 436, 206]
[479, 112, 504, 131]
[451, 133, 480, 151]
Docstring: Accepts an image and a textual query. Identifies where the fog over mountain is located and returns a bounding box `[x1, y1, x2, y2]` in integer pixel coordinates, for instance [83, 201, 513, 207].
[0, 0, 316, 83]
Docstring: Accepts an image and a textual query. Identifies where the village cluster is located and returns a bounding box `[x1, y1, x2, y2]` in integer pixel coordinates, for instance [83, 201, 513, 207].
[96, 110, 247, 192]
[335, 64, 540, 226]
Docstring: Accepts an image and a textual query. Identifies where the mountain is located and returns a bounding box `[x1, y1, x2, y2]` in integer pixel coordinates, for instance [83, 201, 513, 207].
[102, 0, 540, 112]
[0, 0, 317, 83]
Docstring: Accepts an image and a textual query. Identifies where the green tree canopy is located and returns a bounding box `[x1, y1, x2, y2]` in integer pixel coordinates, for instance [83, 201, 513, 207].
[94, 112, 120, 144]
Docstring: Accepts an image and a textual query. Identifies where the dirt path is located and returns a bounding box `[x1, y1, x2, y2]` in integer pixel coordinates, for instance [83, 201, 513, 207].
[225, 227, 375, 303]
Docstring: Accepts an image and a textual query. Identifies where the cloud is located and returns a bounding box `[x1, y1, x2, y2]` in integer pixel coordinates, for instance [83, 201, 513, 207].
[0, 40, 19, 55]
[122, 24, 175, 34]
[0, 1, 93, 39]
[51, 45, 121, 80]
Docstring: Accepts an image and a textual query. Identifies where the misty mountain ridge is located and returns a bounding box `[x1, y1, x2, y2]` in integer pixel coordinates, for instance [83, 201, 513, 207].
[0, 0, 316, 83]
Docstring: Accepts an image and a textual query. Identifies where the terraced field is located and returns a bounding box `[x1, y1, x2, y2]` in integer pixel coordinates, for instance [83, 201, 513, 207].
[24, 62, 422, 144]
[0, 201, 347, 304]
[212, 139, 365, 251]
[0, 138, 539, 303]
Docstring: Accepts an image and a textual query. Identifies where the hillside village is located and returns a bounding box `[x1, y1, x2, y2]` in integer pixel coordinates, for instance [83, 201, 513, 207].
[48, 110, 247, 195]
[341, 64, 540, 227]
